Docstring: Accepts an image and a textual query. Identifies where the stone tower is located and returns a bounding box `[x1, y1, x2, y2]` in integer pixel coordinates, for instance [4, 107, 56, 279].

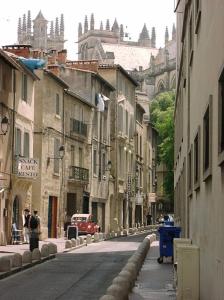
[17, 11, 65, 51]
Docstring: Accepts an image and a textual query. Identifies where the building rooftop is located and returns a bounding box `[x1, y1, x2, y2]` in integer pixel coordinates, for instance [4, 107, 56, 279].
[101, 43, 158, 71]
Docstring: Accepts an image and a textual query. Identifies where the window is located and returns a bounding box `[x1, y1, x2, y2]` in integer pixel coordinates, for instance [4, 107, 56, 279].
[93, 149, 97, 175]
[189, 15, 194, 65]
[102, 153, 106, 176]
[187, 145, 193, 195]
[218, 69, 224, 165]
[70, 145, 75, 166]
[21, 73, 27, 101]
[195, 0, 201, 34]
[79, 147, 83, 167]
[54, 138, 60, 174]
[203, 96, 212, 180]
[15, 128, 22, 156]
[56, 93, 60, 115]
[23, 132, 30, 158]
[194, 127, 200, 190]
[126, 110, 128, 136]
[140, 136, 142, 157]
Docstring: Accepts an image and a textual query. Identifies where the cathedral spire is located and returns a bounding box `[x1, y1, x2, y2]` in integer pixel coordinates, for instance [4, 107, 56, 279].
[84, 15, 88, 33]
[112, 18, 119, 32]
[120, 24, 124, 40]
[78, 22, 82, 37]
[100, 21, 103, 30]
[172, 23, 176, 40]
[138, 24, 150, 46]
[165, 26, 169, 44]
[27, 10, 31, 36]
[151, 27, 156, 48]
[139, 24, 149, 40]
[55, 17, 59, 37]
[50, 21, 54, 38]
[18, 17, 22, 43]
[90, 13, 94, 30]
[22, 14, 26, 33]
[106, 19, 110, 31]
[60, 14, 64, 37]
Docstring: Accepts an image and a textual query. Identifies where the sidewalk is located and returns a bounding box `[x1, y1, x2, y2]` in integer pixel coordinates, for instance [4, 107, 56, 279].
[0, 238, 66, 257]
[129, 240, 176, 300]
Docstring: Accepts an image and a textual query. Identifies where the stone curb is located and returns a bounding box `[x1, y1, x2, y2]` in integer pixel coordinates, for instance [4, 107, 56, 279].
[0, 254, 55, 280]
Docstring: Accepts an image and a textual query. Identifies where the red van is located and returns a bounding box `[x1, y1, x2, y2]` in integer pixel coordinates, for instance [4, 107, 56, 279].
[71, 214, 100, 235]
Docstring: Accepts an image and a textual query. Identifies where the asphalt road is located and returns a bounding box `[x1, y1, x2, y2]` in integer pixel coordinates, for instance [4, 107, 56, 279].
[0, 232, 149, 300]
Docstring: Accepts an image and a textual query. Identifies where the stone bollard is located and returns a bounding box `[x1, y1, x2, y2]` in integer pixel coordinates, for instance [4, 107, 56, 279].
[118, 269, 134, 287]
[0, 256, 11, 272]
[128, 228, 133, 234]
[111, 231, 115, 238]
[12, 253, 22, 268]
[41, 244, 50, 258]
[104, 233, 110, 240]
[76, 237, 80, 246]
[116, 230, 121, 237]
[94, 232, 99, 242]
[79, 236, 84, 245]
[48, 243, 57, 254]
[71, 238, 77, 247]
[99, 295, 117, 300]
[112, 275, 131, 292]
[99, 232, 104, 241]
[106, 284, 126, 300]
[123, 229, 128, 236]
[123, 262, 138, 279]
[32, 249, 41, 261]
[22, 251, 32, 264]
[86, 234, 92, 244]
[65, 240, 72, 249]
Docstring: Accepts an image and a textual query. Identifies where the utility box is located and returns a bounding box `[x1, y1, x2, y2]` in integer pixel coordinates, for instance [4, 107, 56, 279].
[173, 238, 191, 264]
[176, 244, 200, 300]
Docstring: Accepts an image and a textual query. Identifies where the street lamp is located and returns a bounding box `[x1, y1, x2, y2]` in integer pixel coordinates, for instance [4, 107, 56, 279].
[47, 145, 65, 165]
[0, 116, 9, 135]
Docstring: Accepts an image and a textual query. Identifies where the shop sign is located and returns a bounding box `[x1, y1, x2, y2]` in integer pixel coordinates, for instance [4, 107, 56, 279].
[16, 158, 39, 179]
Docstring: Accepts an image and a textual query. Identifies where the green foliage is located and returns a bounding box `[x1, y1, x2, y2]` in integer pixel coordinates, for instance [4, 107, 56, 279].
[150, 91, 175, 206]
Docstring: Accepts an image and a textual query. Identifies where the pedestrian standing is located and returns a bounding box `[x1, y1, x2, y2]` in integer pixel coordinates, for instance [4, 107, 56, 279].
[23, 209, 31, 244]
[29, 210, 41, 251]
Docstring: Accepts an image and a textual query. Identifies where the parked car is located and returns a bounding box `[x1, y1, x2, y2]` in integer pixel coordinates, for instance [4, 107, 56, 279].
[71, 214, 100, 235]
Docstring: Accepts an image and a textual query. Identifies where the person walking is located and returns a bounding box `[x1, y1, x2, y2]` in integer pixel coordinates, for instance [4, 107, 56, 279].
[29, 210, 41, 251]
[23, 209, 31, 244]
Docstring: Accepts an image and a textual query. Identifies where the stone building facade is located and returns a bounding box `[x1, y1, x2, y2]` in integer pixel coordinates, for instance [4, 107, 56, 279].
[0, 48, 38, 244]
[175, 0, 224, 298]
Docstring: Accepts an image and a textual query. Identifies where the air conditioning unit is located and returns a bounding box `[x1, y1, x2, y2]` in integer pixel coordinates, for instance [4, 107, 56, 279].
[173, 238, 191, 264]
[176, 244, 199, 300]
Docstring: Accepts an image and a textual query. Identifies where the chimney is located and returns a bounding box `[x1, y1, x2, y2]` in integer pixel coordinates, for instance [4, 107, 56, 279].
[2, 45, 31, 58]
[47, 65, 60, 76]
[48, 49, 57, 65]
[66, 60, 99, 72]
[32, 50, 41, 59]
[57, 49, 67, 65]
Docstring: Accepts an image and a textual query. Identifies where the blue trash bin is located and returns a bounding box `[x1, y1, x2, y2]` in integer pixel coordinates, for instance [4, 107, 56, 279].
[157, 225, 181, 263]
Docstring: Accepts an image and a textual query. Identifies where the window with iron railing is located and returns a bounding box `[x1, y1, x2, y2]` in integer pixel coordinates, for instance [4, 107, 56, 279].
[70, 166, 89, 181]
[70, 118, 87, 136]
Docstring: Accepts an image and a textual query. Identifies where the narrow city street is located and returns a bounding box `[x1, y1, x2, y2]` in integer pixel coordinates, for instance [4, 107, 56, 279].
[0, 233, 149, 300]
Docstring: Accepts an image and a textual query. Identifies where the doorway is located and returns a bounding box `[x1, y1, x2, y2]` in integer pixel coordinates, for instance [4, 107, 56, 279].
[48, 196, 58, 238]
[66, 193, 77, 218]
[83, 192, 89, 213]
[12, 196, 20, 227]
[92, 202, 98, 223]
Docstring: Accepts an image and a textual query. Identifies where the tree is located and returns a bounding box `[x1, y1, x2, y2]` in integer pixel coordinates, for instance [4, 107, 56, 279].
[150, 91, 175, 209]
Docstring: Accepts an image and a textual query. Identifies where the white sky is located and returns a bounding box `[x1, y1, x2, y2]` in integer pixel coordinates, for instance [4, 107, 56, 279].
[0, 0, 176, 60]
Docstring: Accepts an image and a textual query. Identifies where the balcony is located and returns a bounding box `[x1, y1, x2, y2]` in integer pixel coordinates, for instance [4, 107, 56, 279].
[69, 166, 89, 182]
[70, 119, 87, 137]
